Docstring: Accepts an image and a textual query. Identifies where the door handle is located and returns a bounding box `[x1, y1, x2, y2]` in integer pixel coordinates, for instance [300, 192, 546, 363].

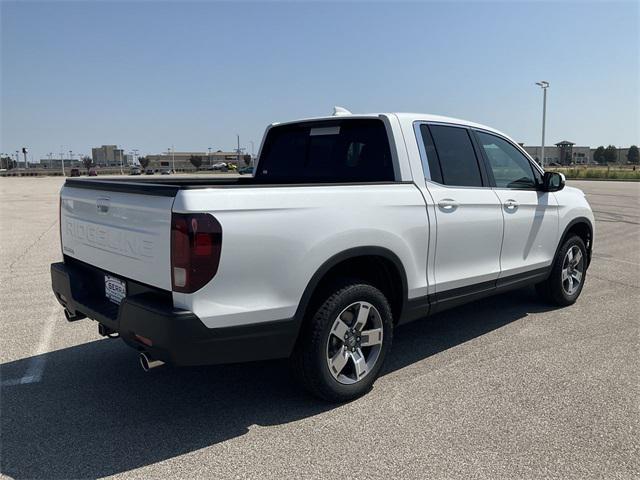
[504, 199, 519, 210]
[438, 199, 459, 211]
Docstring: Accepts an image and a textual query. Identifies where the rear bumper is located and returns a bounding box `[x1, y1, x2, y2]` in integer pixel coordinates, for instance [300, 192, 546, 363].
[50, 261, 298, 366]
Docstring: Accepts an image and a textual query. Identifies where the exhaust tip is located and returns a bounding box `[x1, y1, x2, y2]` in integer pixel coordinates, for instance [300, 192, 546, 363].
[139, 352, 164, 372]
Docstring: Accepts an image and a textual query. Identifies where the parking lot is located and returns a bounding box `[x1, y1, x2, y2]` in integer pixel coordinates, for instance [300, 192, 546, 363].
[0, 176, 638, 479]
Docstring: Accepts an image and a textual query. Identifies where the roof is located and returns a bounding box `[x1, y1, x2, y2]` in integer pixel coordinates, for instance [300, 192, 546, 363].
[271, 112, 506, 137]
[555, 140, 575, 146]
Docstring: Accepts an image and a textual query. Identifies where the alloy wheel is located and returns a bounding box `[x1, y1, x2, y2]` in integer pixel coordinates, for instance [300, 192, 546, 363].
[562, 245, 584, 295]
[325, 301, 384, 385]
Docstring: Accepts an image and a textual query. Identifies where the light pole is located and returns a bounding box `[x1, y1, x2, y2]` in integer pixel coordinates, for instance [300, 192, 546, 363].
[168, 146, 175, 172]
[48, 152, 53, 169]
[208, 147, 211, 167]
[132, 149, 138, 166]
[535, 81, 549, 167]
[59, 149, 66, 176]
[236, 134, 241, 167]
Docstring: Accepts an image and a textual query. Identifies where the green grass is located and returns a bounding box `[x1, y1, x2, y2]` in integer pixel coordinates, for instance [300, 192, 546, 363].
[547, 166, 640, 181]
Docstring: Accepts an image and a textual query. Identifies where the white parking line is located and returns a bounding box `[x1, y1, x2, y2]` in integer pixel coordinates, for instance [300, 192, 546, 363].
[1, 303, 59, 387]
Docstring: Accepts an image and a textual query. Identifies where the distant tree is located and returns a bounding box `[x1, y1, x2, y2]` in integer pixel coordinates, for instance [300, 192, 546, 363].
[592, 146, 606, 164]
[138, 156, 149, 169]
[628, 145, 639, 164]
[243, 154, 252, 166]
[82, 156, 93, 173]
[604, 145, 618, 164]
[189, 155, 203, 170]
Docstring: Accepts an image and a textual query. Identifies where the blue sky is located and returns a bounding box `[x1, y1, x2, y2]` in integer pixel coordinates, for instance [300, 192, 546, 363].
[1, 1, 638, 162]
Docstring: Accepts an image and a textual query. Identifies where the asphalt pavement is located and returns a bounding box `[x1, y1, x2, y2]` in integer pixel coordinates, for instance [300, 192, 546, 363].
[0, 177, 638, 479]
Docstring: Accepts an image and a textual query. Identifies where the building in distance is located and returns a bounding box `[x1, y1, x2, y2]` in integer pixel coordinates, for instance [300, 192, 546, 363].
[522, 142, 632, 165]
[38, 158, 82, 168]
[92, 145, 126, 167]
[146, 150, 245, 170]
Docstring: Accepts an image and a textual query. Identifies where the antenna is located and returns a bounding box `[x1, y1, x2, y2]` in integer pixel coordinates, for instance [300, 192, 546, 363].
[332, 106, 352, 116]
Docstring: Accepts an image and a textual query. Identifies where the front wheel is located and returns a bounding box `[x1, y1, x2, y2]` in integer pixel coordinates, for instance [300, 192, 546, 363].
[536, 235, 587, 306]
[291, 280, 393, 402]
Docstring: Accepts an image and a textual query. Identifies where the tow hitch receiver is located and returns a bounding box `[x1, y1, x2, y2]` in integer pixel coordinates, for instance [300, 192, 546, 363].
[64, 308, 85, 322]
[98, 324, 119, 338]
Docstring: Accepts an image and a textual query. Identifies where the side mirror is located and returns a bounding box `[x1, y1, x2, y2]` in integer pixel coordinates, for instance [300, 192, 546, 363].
[541, 171, 565, 192]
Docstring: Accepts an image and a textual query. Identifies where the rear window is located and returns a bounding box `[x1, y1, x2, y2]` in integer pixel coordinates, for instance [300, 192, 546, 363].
[256, 119, 395, 183]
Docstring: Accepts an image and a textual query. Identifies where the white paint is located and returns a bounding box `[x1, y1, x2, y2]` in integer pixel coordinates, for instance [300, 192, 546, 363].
[1, 303, 58, 386]
[50, 111, 595, 334]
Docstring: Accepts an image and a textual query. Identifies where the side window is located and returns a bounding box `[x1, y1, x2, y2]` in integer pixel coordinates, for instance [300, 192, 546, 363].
[475, 131, 538, 189]
[419, 124, 443, 184]
[428, 125, 483, 187]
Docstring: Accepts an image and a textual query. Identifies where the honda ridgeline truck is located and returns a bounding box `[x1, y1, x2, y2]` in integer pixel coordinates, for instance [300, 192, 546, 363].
[51, 109, 594, 401]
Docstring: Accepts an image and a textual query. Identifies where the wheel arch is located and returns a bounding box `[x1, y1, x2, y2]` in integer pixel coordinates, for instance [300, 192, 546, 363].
[291, 247, 409, 341]
[557, 217, 594, 266]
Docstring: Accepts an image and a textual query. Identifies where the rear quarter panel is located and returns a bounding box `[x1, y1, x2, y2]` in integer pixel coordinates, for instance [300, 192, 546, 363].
[172, 184, 429, 328]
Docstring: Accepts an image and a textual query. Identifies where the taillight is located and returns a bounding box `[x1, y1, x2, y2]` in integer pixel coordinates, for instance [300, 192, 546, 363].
[171, 213, 222, 293]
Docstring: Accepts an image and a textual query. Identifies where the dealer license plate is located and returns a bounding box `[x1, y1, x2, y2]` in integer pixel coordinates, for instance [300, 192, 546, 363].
[105, 275, 127, 304]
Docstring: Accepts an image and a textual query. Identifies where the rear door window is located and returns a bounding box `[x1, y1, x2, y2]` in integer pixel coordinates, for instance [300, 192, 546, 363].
[427, 125, 483, 187]
[256, 119, 395, 183]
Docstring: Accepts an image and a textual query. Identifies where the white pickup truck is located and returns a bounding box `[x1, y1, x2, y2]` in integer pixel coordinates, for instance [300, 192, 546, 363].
[51, 110, 594, 401]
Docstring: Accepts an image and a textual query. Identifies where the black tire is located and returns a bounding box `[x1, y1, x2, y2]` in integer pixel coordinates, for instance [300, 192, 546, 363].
[536, 235, 587, 306]
[291, 279, 394, 402]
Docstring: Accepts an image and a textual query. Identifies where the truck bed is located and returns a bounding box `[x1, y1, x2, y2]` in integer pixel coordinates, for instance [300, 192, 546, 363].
[64, 176, 406, 196]
[64, 176, 258, 196]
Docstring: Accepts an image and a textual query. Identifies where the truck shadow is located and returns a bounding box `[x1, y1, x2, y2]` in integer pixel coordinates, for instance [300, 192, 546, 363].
[1, 287, 554, 479]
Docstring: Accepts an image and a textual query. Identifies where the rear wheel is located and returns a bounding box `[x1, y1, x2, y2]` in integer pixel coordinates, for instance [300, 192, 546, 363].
[536, 235, 587, 306]
[291, 280, 393, 402]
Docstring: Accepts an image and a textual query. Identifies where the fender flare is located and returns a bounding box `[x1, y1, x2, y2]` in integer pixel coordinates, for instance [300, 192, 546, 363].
[555, 217, 594, 267]
[292, 246, 409, 331]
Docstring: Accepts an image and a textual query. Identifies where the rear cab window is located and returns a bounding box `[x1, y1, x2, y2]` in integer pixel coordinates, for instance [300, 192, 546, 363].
[256, 119, 395, 183]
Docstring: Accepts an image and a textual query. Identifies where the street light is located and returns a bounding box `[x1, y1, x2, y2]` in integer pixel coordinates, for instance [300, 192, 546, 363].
[168, 146, 175, 172]
[59, 148, 66, 176]
[535, 81, 549, 167]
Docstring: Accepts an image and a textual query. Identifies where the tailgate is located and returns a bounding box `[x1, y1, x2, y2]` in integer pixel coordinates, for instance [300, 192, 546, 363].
[60, 183, 175, 290]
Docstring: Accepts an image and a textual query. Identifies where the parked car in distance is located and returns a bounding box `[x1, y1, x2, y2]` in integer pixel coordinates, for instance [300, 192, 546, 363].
[160, 169, 171, 175]
[145, 169, 154, 175]
[69, 168, 81, 177]
[88, 169, 98, 177]
[238, 166, 254, 175]
[228, 163, 237, 171]
[52, 109, 594, 402]
[130, 166, 141, 175]
[211, 162, 227, 171]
